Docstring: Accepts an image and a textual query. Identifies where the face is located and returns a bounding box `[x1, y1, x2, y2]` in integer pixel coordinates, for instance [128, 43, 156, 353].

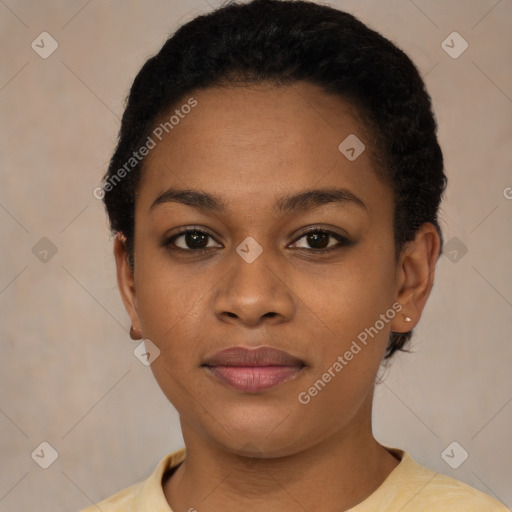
[115, 81, 438, 457]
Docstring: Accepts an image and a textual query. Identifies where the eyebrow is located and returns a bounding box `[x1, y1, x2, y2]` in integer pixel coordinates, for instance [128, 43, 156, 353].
[150, 186, 367, 213]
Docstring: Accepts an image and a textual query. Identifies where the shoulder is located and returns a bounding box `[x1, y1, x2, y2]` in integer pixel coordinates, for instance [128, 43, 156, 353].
[350, 448, 509, 511]
[419, 471, 509, 510]
[77, 481, 141, 512]
[389, 449, 508, 511]
[75, 448, 186, 512]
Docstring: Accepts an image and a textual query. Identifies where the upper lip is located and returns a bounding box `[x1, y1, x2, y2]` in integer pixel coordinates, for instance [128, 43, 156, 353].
[203, 346, 305, 367]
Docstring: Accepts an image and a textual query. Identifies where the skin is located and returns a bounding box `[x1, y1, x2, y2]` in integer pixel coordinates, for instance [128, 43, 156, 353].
[114, 81, 440, 511]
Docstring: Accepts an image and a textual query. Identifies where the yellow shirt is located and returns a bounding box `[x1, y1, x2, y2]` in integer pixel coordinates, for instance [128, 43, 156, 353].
[78, 447, 509, 511]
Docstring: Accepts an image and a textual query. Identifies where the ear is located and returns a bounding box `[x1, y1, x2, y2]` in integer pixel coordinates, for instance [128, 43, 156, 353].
[113, 232, 141, 334]
[390, 222, 441, 333]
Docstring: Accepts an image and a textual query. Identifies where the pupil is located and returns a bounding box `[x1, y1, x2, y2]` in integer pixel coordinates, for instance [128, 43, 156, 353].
[308, 232, 328, 249]
[187, 231, 207, 248]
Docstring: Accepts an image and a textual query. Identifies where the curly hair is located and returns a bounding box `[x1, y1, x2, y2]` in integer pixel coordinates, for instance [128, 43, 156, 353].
[100, 0, 447, 359]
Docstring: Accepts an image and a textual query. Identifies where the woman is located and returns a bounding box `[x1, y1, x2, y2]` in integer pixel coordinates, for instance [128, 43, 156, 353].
[80, 0, 508, 510]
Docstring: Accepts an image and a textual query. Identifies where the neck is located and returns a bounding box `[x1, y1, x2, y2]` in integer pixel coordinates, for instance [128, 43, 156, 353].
[164, 401, 400, 511]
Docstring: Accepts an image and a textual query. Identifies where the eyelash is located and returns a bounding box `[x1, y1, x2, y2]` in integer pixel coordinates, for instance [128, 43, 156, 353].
[162, 226, 352, 255]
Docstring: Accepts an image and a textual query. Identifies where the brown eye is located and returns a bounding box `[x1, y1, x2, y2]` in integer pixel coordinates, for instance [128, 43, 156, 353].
[290, 229, 352, 253]
[304, 231, 330, 249]
[165, 229, 222, 251]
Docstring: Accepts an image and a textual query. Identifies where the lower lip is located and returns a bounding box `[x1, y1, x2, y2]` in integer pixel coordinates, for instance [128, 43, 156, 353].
[205, 365, 303, 393]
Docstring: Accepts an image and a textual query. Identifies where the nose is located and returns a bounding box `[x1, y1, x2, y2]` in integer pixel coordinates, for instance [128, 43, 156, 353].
[213, 246, 295, 327]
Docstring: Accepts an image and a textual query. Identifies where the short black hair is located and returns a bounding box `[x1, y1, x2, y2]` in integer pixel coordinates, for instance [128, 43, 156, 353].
[101, 0, 447, 359]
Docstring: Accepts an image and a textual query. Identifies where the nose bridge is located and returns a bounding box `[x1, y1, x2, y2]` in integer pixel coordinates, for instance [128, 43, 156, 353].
[213, 237, 294, 324]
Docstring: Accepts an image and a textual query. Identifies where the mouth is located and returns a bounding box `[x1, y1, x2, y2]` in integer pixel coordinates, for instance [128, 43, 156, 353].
[202, 346, 305, 393]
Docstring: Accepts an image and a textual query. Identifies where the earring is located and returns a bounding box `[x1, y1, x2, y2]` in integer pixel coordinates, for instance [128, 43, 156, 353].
[130, 326, 142, 340]
[403, 315, 412, 323]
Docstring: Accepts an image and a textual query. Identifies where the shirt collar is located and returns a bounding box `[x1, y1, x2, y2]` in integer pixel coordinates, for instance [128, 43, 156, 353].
[133, 448, 186, 511]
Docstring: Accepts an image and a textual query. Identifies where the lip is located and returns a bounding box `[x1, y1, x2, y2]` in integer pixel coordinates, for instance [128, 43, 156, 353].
[203, 346, 305, 393]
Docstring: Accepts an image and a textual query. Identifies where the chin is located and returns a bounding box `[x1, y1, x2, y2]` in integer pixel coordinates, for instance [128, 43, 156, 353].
[204, 405, 311, 459]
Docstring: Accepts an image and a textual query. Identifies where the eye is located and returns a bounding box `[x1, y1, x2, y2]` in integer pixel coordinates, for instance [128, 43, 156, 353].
[164, 228, 222, 252]
[163, 226, 352, 255]
[289, 228, 352, 253]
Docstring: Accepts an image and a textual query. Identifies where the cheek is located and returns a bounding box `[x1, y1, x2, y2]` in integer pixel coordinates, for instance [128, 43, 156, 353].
[134, 260, 207, 407]
[290, 265, 394, 433]
[134, 249, 206, 339]
[294, 247, 395, 328]
[290, 252, 397, 395]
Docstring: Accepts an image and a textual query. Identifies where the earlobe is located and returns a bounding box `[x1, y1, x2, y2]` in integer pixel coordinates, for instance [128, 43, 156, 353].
[391, 223, 441, 333]
[113, 232, 142, 335]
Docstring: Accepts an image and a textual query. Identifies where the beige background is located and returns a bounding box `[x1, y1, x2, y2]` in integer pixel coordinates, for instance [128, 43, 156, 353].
[0, 0, 511, 510]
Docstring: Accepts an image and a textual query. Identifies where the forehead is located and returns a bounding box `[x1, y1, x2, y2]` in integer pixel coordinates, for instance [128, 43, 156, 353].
[137, 82, 390, 218]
